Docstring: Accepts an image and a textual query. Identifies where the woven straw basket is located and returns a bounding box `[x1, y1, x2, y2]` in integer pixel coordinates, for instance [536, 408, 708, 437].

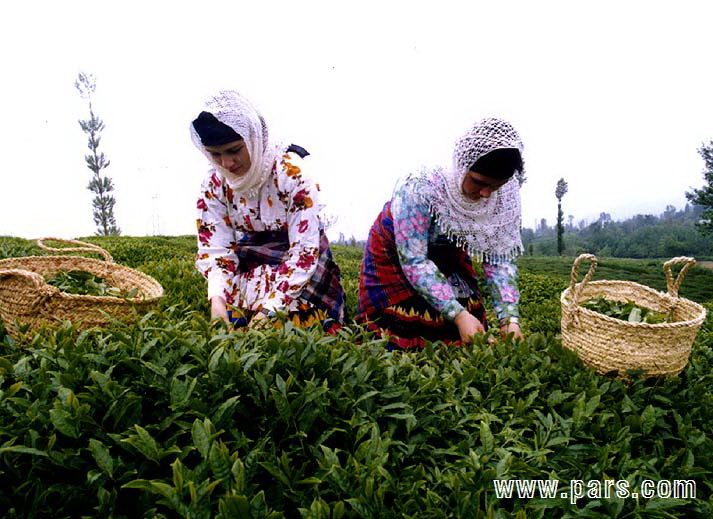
[560, 254, 707, 377]
[0, 238, 164, 340]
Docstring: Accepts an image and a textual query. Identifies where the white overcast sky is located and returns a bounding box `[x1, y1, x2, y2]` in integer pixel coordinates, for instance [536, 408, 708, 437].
[1, 0, 712, 241]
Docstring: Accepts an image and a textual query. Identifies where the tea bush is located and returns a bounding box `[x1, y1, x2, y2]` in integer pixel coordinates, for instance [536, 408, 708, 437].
[517, 255, 713, 303]
[0, 236, 711, 518]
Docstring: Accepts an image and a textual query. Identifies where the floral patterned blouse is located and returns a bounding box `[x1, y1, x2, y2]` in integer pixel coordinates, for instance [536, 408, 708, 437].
[195, 152, 323, 315]
[391, 178, 520, 324]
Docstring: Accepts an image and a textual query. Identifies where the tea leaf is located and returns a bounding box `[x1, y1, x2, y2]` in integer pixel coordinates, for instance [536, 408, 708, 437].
[89, 439, 114, 478]
[627, 307, 642, 323]
[209, 441, 231, 481]
[0, 445, 48, 457]
[123, 479, 177, 501]
[122, 425, 161, 463]
[480, 421, 494, 452]
[191, 419, 211, 459]
[585, 395, 601, 417]
[218, 494, 251, 517]
[641, 405, 657, 435]
[50, 408, 78, 439]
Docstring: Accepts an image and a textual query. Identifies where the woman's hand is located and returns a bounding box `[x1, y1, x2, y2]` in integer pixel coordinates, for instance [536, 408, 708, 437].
[249, 311, 269, 329]
[501, 321, 524, 341]
[454, 310, 486, 343]
[210, 296, 231, 325]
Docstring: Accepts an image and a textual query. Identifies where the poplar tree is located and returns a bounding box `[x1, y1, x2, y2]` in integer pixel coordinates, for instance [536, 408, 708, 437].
[75, 72, 120, 235]
[686, 140, 713, 236]
[555, 178, 568, 255]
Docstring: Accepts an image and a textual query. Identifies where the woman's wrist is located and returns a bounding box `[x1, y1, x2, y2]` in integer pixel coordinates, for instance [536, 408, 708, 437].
[499, 316, 519, 327]
[445, 301, 466, 322]
[454, 309, 474, 326]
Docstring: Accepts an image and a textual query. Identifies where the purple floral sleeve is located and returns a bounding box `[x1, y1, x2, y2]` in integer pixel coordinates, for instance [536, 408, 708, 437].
[483, 261, 520, 323]
[392, 180, 464, 321]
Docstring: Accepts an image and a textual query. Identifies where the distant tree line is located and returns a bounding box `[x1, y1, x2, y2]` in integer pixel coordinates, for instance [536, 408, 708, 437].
[522, 203, 713, 258]
[333, 232, 367, 249]
[531, 140, 713, 259]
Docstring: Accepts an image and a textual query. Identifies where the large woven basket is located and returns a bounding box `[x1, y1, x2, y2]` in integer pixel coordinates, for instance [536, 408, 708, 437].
[560, 254, 707, 377]
[0, 238, 164, 340]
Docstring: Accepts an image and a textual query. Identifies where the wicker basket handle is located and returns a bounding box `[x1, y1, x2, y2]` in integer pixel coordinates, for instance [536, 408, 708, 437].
[0, 269, 56, 314]
[663, 256, 696, 298]
[37, 238, 114, 263]
[0, 268, 49, 291]
[568, 253, 598, 303]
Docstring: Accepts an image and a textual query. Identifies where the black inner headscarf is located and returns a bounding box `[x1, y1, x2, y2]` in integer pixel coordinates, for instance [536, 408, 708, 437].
[470, 148, 522, 181]
[192, 111, 242, 146]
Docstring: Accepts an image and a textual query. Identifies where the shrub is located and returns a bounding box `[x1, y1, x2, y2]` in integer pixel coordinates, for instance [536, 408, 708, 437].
[0, 237, 711, 518]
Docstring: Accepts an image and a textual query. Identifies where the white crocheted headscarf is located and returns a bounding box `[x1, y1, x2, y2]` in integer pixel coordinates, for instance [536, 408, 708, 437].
[190, 90, 287, 198]
[411, 117, 525, 263]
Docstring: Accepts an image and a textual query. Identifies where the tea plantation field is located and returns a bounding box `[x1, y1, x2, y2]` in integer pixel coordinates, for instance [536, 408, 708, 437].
[1, 236, 712, 518]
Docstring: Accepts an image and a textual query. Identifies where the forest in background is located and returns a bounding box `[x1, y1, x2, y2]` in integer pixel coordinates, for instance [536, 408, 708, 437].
[522, 203, 712, 259]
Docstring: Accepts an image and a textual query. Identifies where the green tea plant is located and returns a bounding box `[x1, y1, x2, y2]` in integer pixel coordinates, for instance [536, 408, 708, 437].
[0, 236, 711, 518]
[0, 237, 42, 260]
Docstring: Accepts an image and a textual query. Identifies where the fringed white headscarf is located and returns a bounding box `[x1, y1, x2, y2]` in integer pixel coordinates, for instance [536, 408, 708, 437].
[407, 117, 525, 264]
[190, 90, 288, 198]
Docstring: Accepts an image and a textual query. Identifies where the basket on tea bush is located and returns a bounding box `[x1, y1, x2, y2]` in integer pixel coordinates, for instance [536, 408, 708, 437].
[0, 238, 164, 340]
[560, 254, 707, 377]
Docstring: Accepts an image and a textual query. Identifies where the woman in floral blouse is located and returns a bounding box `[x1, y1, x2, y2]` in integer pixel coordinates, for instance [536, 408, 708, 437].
[356, 117, 525, 349]
[191, 90, 345, 330]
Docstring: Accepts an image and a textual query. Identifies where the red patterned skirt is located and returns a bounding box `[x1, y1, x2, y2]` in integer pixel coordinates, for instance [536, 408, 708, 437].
[360, 295, 486, 350]
[356, 201, 487, 350]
